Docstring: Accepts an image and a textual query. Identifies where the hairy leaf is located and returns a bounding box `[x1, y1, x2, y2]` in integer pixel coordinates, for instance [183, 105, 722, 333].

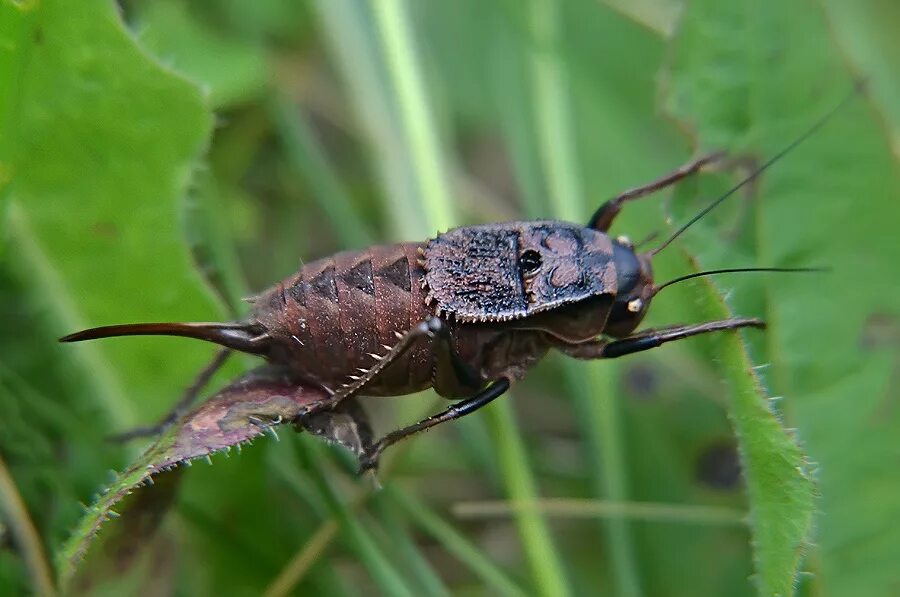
[3, 0, 221, 426]
[57, 367, 334, 587]
[664, 0, 900, 594]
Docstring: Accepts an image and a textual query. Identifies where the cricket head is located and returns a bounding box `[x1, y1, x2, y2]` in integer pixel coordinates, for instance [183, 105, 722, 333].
[603, 236, 655, 338]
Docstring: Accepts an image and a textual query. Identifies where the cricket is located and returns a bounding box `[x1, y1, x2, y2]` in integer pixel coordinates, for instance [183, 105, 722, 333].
[60, 92, 852, 473]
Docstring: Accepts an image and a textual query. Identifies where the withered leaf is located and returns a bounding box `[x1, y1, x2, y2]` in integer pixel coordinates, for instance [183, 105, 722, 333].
[58, 366, 336, 587]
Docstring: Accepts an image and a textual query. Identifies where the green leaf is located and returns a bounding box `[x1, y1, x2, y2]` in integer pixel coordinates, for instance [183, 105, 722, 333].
[820, 0, 900, 161]
[663, 1, 900, 594]
[691, 268, 815, 597]
[0, 1, 38, 174]
[0, 0, 243, 587]
[135, 0, 270, 109]
[3, 0, 220, 428]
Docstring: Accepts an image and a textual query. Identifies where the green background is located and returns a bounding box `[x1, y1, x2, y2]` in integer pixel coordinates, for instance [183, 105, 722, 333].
[1, 0, 897, 595]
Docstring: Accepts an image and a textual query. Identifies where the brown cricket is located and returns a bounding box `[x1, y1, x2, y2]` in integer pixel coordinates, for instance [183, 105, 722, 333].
[61, 94, 846, 471]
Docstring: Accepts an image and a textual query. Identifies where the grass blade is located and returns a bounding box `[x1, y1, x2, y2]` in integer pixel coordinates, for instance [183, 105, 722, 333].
[264, 520, 340, 597]
[369, 2, 571, 594]
[527, 0, 640, 594]
[268, 93, 375, 248]
[371, 0, 455, 232]
[0, 453, 55, 596]
[453, 497, 748, 526]
[312, 0, 426, 239]
[295, 440, 416, 597]
[387, 487, 528, 597]
[372, 493, 450, 597]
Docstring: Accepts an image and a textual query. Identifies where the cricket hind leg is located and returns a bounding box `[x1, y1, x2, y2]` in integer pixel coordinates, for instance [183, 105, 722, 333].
[318, 315, 495, 472]
[327, 315, 481, 405]
[587, 153, 724, 232]
[110, 348, 232, 442]
[557, 318, 765, 360]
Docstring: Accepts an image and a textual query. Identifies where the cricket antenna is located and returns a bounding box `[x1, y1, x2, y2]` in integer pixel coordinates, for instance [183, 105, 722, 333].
[649, 81, 865, 258]
[653, 266, 829, 295]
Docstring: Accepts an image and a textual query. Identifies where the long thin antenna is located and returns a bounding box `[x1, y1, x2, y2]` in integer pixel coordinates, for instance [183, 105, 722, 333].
[654, 266, 828, 294]
[649, 82, 864, 257]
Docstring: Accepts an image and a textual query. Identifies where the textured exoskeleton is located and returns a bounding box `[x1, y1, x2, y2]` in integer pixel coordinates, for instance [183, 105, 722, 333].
[62, 153, 767, 470]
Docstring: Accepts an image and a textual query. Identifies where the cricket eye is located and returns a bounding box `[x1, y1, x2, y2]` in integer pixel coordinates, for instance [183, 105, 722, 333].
[519, 249, 543, 275]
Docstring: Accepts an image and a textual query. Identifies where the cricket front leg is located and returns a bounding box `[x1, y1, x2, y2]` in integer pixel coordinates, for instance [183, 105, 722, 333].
[587, 153, 724, 232]
[558, 318, 765, 360]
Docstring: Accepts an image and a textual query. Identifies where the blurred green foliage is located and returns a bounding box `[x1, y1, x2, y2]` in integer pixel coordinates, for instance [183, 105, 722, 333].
[1, 0, 898, 595]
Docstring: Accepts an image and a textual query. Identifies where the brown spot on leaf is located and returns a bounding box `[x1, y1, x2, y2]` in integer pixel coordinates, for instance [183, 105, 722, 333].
[695, 440, 742, 491]
[623, 364, 659, 400]
[90, 221, 119, 239]
[860, 312, 900, 350]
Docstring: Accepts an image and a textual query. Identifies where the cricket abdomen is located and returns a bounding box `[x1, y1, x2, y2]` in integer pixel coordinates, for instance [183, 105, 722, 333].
[252, 243, 435, 395]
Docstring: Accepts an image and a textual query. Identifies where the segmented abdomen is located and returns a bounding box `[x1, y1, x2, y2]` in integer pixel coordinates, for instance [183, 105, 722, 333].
[252, 243, 434, 395]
